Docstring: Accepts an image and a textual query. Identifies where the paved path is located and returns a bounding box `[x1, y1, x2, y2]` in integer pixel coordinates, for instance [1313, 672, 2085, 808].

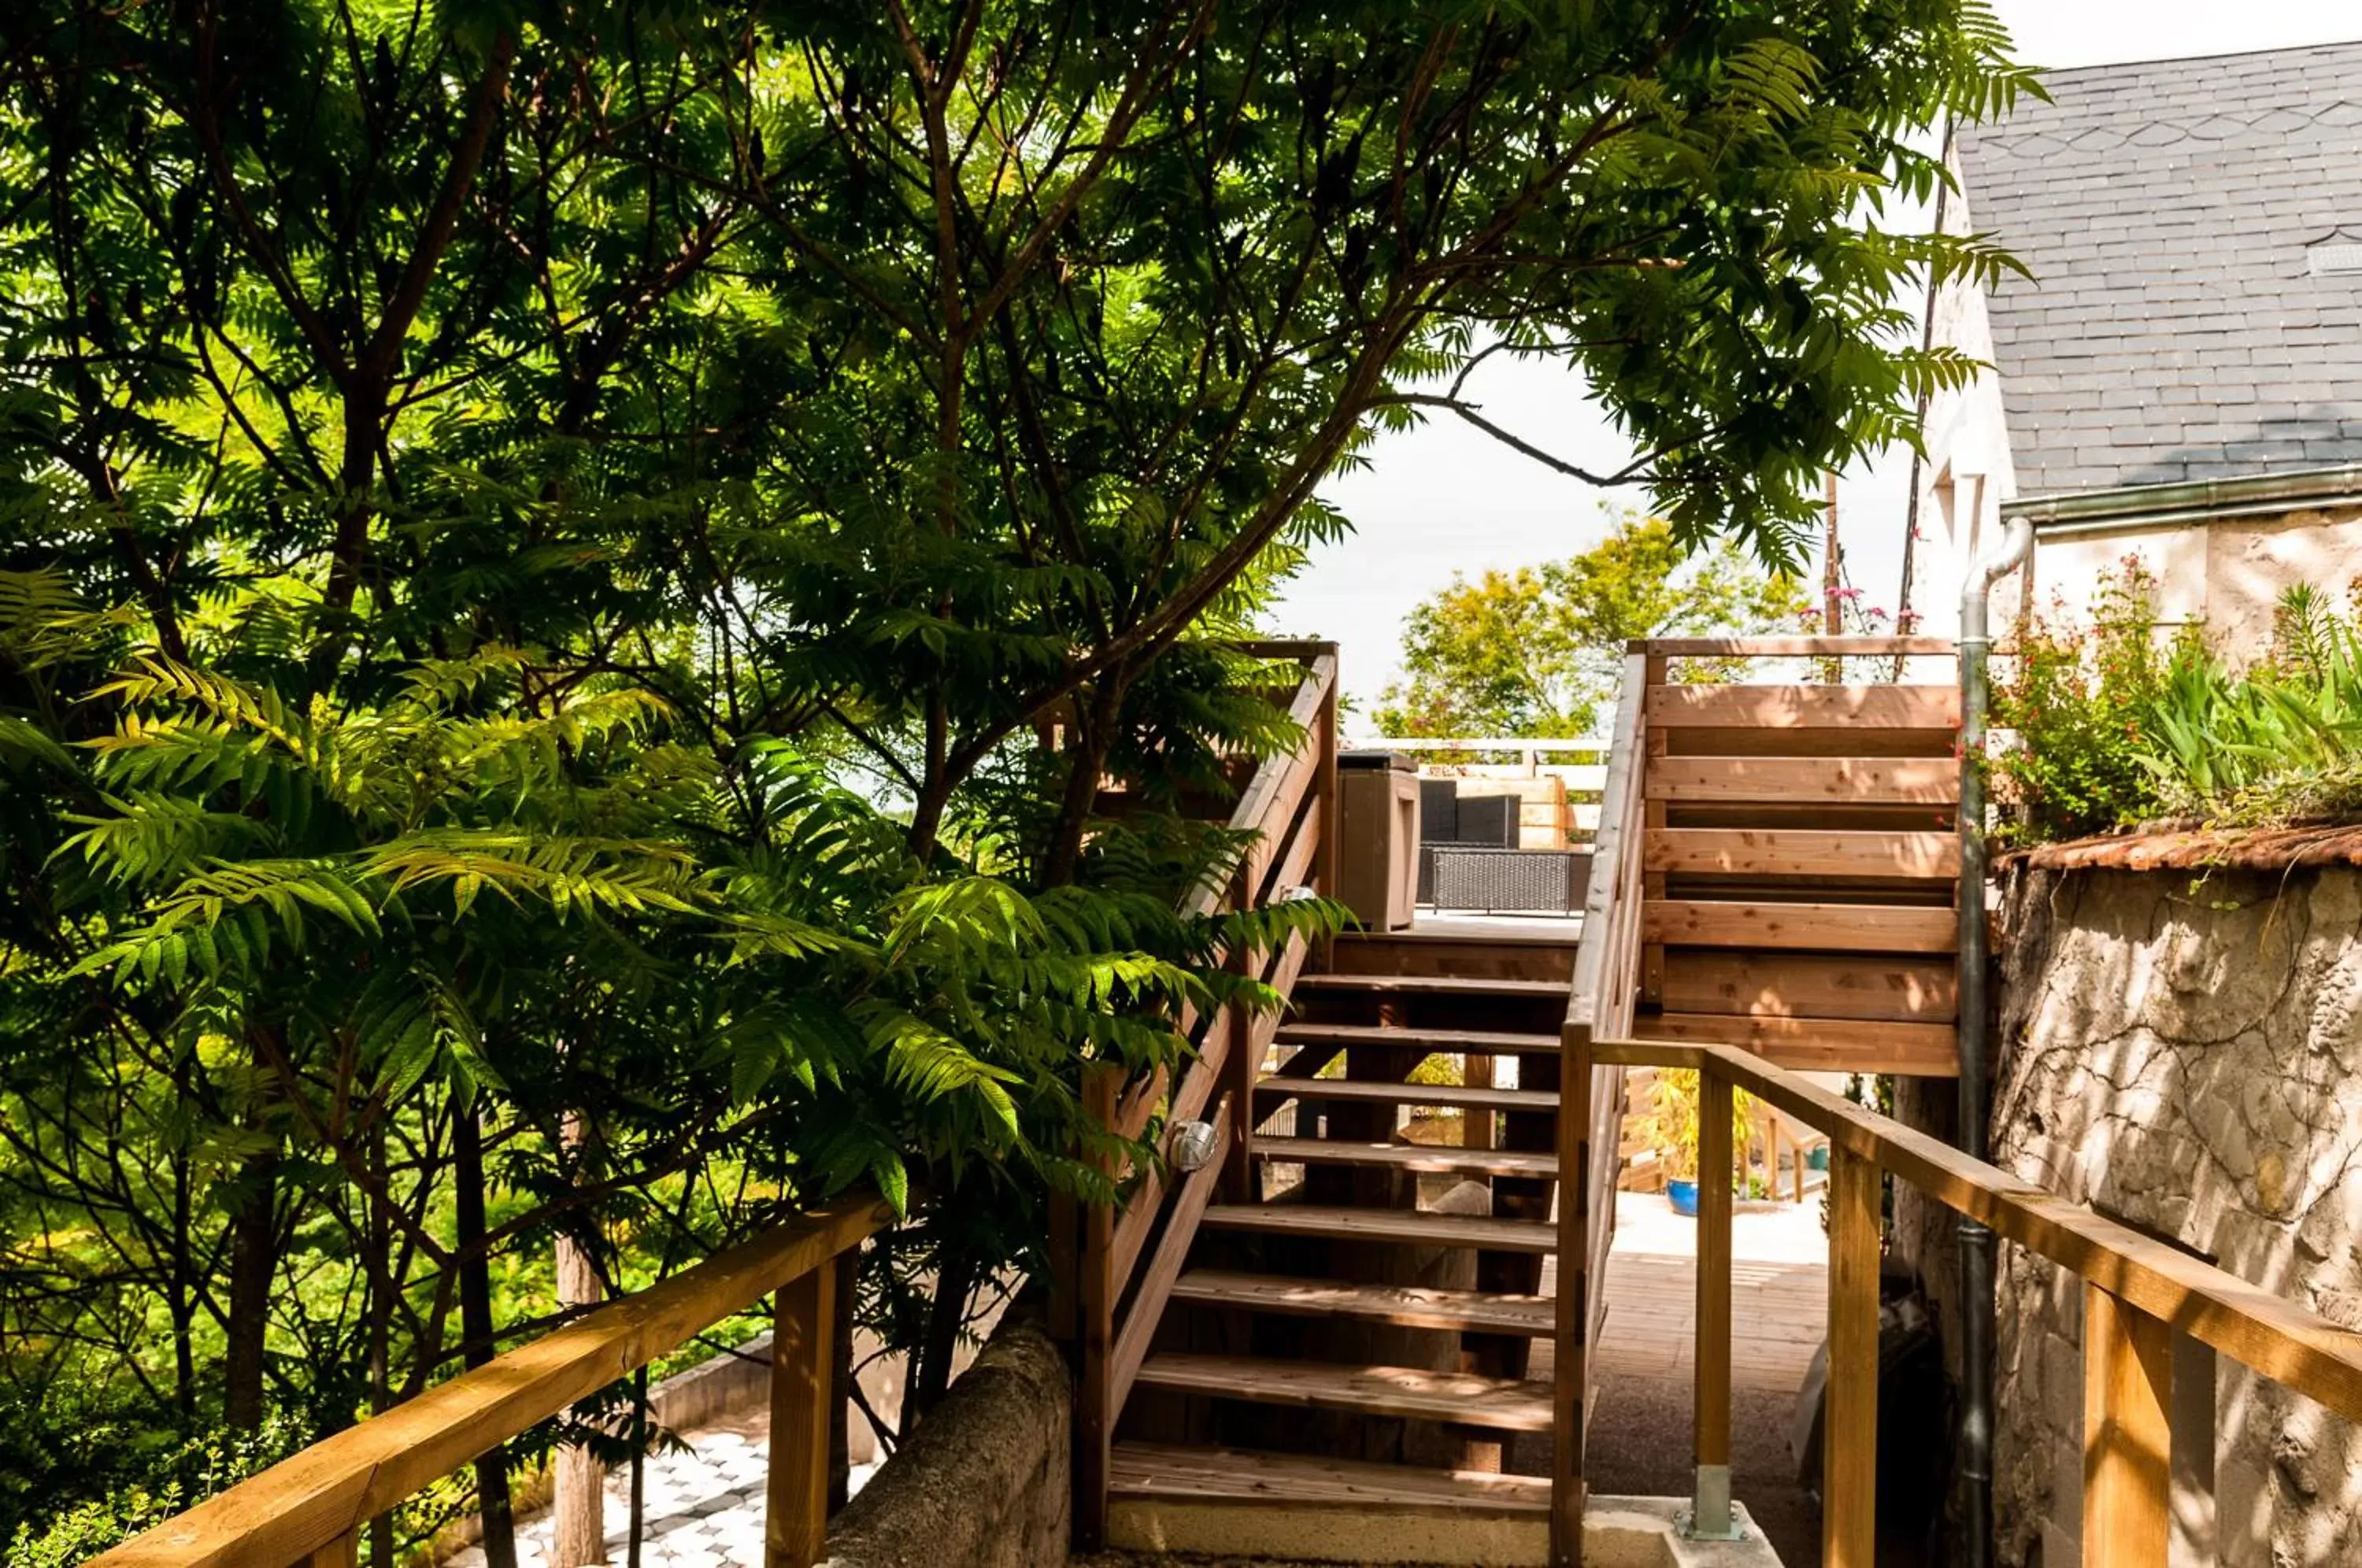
[447, 1424, 881, 1568]
[1579, 1188, 1830, 1567]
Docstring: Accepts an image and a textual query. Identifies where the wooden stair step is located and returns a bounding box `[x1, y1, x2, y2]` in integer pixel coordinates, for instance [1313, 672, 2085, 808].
[1171, 1270, 1553, 1336]
[1201, 1203, 1557, 1253]
[1256, 1078, 1557, 1114]
[1253, 1135, 1559, 1181]
[1294, 974, 1568, 1000]
[1275, 1021, 1561, 1053]
[1110, 1440, 1551, 1514]
[1132, 1352, 1555, 1431]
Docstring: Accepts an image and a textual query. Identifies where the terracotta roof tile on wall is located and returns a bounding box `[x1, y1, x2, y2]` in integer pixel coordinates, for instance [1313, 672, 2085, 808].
[1957, 42, 2362, 498]
[2004, 823, 2362, 872]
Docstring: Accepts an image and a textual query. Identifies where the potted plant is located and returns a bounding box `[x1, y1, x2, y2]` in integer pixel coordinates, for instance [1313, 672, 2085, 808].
[1635, 1069, 1755, 1217]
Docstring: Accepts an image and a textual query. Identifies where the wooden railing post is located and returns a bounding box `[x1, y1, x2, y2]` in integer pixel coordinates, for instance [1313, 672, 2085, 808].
[1224, 886, 1258, 1200]
[1550, 1020, 1591, 1568]
[1638, 652, 1668, 1008]
[1314, 660, 1340, 900]
[303, 1533, 357, 1568]
[1691, 1070, 1735, 1539]
[1824, 1144, 1880, 1568]
[765, 1252, 838, 1568]
[1075, 1062, 1120, 1550]
[2084, 1282, 2172, 1566]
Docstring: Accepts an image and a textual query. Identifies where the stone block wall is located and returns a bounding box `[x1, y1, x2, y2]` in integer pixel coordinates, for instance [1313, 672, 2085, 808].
[821, 1307, 1071, 1568]
[1979, 861, 2362, 1566]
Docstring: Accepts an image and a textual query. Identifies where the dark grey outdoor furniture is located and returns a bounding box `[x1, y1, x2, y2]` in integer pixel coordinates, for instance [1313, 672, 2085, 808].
[1422, 845, 1593, 915]
[1417, 786, 1517, 902]
[1412, 782, 1588, 913]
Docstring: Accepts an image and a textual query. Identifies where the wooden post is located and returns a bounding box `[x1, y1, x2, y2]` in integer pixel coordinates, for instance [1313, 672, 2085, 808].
[306, 1533, 359, 1568]
[1075, 1063, 1120, 1549]
[1314, 661, 1340, 900]
[1639, 653, 1668, 1005]
[1223, 913, 1258, 1200]
[2084, 1283, 2173, 1566]
[1823, 1145, 1880, 1568]
[1464, 1051, 1496, 1152]
[553, 1214, 607, 1567]
[1691, 1071, 1734, 1537]
[765, 1254, 836, 1568]
[1046, 1192, 1077, 1344]
[1549, 1023, 1592, 1568]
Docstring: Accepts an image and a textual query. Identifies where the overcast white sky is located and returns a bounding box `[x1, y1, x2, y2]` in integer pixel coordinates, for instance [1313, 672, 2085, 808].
[1266, 2, 2362, 718]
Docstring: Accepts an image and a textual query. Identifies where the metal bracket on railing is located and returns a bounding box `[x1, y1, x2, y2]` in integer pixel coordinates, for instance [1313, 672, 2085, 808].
[1682, 1466, 1747, 1542]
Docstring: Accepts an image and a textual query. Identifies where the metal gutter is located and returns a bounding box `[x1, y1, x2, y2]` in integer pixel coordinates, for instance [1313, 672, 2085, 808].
[2003, 464, 2362, 537]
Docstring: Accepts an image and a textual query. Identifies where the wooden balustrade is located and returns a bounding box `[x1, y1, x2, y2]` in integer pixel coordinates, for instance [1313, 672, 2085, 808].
[91, 1193, 894, 1568]
[1551, 633, 1971, 1563]
[1553, 649, 1649, 1565]
[1595, 1035, 2362, 1566]
[1070, 642, 1341, 1547]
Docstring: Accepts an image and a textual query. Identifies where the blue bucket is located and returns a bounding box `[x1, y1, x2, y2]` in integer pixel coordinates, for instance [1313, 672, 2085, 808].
[1668, 1178, 1700, 1217]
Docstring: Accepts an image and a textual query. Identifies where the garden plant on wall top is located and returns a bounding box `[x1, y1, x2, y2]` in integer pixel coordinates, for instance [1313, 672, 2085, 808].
[1989, 562, 2362, 843]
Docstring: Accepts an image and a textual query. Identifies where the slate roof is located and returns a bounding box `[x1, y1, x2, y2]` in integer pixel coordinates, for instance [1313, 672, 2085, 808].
[1956, 43, 2362, 498]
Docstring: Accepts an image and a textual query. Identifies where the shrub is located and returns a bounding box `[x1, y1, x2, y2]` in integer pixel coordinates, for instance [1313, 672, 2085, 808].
[1990, 564, 2362, 842]
[1987, 558, 2170, 844]
[2142, 583, 2362, 823]
[1634, 1069, 1757, 1185]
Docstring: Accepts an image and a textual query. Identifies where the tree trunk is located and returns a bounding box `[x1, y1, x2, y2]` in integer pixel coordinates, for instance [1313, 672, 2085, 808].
[1041, 669, 1128, 889]
[626, 1366, 650, 1568]
[368, 1125, 396, 1568]
[170, 1130, 198, 1422]
[454, 1108, 520, 1568]
[905, 773, 955, 863]
[552, 1223, 608, 1562]
[910, 1241, 976, 1425]
[223, 1144, 279, 1430]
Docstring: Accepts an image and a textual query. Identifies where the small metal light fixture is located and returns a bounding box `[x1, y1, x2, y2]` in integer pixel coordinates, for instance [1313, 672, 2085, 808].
[1168, 1119, 1220, 1173]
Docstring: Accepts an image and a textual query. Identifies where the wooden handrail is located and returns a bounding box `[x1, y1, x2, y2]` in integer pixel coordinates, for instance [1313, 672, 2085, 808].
[94, 1192, 894, 1568]
[1343, 735, 1613, 753]
[1072, 641, 1339, 1548]
[1179, 650, 1336, 919]
[1597, 1035, 2362, 1563]
[1627, 634, 1957, 656]
[1109, 1094, 1235, 1411]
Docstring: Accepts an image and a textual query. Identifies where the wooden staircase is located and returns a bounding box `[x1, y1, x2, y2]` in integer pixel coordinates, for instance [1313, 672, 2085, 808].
[1072, 634, 1964, 1566]
[1101, 930, 1583, 1550]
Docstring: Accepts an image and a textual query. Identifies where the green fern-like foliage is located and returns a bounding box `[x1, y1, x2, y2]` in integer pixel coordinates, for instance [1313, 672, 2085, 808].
[0, 0, 2033, 1544]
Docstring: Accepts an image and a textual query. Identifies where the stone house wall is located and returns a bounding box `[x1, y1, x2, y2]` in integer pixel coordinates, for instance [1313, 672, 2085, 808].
[2020, 500, 2362, 657]
[1971, 860, 2362, 1566]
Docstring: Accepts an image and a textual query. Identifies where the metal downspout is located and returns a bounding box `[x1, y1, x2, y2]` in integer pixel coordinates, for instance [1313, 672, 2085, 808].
[1956, 515, 2031, 1568]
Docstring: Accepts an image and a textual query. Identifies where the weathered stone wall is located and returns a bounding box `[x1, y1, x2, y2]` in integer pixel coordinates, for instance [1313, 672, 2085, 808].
[821, 1308, 1071, 1568]
[1983, 862, 2362, 1567]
